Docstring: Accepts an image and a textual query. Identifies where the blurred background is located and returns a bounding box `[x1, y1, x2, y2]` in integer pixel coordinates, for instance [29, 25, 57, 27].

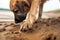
[0, 0, 60, 22]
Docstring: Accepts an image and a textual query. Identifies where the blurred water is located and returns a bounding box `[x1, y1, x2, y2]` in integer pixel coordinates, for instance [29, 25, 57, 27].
[0, 10, 60, 22]
[0, 10, 14, 22]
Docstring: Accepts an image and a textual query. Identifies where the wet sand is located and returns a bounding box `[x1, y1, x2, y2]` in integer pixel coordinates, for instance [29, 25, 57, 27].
[0, 11, 60, 40]
[0, 17, 60, 40]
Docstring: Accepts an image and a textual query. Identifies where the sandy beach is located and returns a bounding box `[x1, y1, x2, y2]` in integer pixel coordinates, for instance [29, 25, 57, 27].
[0, 10, 60, 40]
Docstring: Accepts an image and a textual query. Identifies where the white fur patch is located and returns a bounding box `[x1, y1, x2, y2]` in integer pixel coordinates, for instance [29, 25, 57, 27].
[35, 6, 39, 20]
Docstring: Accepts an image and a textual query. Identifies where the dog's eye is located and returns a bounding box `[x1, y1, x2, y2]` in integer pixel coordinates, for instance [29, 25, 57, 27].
[14, 10, 18, 13]
[13, 9, 18, 13]
[22, 1, 29, 7]
[16, 1, 19, 3]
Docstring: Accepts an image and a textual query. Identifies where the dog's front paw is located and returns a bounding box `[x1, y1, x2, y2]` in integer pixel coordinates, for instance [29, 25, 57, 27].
[19, 20, 33, 32]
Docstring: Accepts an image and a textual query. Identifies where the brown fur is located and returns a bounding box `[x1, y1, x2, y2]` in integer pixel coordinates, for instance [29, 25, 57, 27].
[10, 0, 46, 32]
[10, 0, 32, 23]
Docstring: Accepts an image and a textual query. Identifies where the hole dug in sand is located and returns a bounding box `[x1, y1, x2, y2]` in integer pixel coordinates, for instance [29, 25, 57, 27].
[42, 34, 57, 40]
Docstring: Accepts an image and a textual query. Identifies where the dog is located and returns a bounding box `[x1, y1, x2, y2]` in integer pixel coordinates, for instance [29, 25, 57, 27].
[10, 0, 46, 32]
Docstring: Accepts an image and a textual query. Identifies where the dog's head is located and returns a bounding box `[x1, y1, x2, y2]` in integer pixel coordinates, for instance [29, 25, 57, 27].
[10, 0, 31, 23]
[10, 0, 30, 16]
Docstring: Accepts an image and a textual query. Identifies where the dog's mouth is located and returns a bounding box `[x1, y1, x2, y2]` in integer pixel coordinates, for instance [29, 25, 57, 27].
[15, 13, 26, 23]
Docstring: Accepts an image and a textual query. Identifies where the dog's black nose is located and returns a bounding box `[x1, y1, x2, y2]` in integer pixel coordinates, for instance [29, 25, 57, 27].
[15, 15, 26, 23]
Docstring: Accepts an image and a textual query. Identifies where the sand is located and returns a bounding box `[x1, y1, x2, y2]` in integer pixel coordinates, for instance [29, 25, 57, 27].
[0, 17, 60, 40]
[0, 10, 60, 40]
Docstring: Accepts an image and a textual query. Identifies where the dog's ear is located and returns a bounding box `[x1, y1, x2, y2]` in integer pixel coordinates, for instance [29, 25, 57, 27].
[10, 0, 17, 11]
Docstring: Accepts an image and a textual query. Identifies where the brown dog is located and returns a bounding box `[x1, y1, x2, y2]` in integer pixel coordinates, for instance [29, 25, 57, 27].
[10, 0, 46, 32]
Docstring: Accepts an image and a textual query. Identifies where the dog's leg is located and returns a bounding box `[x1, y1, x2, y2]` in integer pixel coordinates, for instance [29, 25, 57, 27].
[37, 3, 43, 22]
[19, 0, 40, 32]
[37, 0, 46, 22]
